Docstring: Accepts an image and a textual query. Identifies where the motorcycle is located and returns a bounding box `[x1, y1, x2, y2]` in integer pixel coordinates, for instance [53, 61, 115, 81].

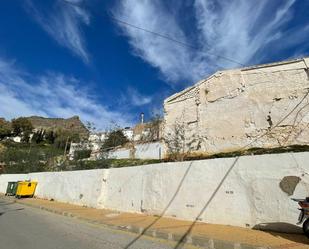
[292, 197, 309, 238]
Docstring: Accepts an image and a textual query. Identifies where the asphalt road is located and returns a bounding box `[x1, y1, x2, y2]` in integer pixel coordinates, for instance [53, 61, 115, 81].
[0, 198, 192, 249]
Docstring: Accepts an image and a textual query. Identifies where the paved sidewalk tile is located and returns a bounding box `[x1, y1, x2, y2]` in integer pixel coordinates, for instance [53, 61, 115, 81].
[8, 196, 309, 249]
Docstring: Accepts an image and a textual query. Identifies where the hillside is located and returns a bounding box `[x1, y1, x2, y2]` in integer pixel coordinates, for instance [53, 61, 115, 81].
[26, 116, 89, 137]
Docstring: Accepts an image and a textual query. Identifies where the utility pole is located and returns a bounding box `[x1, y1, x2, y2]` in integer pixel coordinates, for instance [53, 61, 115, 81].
[63, 136, 70, 158]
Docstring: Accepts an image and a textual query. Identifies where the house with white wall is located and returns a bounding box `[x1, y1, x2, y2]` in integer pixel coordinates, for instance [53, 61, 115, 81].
[164, 57, 309, 156]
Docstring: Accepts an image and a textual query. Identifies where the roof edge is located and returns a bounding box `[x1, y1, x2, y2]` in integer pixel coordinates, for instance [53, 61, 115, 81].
[164, 56, 309, 104]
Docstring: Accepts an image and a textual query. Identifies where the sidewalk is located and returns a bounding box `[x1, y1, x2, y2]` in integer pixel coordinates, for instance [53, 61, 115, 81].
[6, 196, 309, 249]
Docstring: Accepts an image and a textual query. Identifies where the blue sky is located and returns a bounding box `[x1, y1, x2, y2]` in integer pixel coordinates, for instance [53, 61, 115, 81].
[0, 0, 308, 130]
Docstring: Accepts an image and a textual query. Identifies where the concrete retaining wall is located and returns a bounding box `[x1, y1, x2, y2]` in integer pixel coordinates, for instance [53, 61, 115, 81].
[107, 142, 165, 159]
[1, 152, 309, 232]
[71, 141, 165, 160]
[108, 148, 131, 159]
[28, 170, 107, 208]
[98, 152, 309, 232]
[0, 170, 106, 208]
[134, 142, 165, 159]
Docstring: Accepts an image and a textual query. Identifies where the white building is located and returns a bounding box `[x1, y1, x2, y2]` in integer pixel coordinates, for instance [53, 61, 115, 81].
[164, 57, 309, 156]
[122, 127, 133, 140]
[88, 132, 107, 142]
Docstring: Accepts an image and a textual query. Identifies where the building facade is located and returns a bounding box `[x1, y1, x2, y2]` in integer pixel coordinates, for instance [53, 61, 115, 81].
[164, 57, 309, 156]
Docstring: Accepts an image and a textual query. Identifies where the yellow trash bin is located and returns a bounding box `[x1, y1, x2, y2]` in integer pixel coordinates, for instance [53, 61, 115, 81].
[15, 181, 38, 198]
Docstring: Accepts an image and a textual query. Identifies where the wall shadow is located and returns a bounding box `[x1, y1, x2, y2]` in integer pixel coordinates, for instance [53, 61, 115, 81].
[106, 156, 239, 248]
[173, 157, 240, 249]
[123, 161, 194, 249]
[253, 222, 302, 234]
[253, 222, 309, 245]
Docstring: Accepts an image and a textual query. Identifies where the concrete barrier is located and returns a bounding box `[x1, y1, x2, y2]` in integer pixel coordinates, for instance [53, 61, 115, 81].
[28, 170, 108, 208]
[1, 152, 309, 232]
[108, 148, 131, 159]
[134, 142, 165, 159]
[107, 142, 165, 159]
[97, 152, 309, 232]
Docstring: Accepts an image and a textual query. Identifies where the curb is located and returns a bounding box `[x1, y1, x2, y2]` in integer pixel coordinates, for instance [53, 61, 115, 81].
[14, 199, 271, 249]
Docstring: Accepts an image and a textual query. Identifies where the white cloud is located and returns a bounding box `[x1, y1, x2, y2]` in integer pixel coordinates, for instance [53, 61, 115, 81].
[113, 0, 309, 85]
[125, 87, 152, 106]
[0, 58, 132, 130]
[26, 0, 90, 63]
[113, 0, 202, 83]
[193, 0, 298, 66]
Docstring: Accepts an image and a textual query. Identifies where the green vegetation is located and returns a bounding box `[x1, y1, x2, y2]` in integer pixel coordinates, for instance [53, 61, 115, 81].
[0, 117, 83, 173]
[74, 149, 92, 160]
[2, 115, 309, 174]
[12, 117, 33, 142]
[0, 140, 162, 174]
[0, 119, 11, 139]
[0, 141, 63, 174]
[70, 158, 162, 171]
[53, 129, 81, 150]
[12, 117, 33, 135]
[180, 144, 309, 161]
[102, 129, 128, 150]
[2, 138, 309, 174]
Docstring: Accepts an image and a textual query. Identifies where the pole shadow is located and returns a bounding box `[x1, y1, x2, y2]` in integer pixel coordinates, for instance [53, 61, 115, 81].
[173, 157, 240, 248]
[123, 161, 194, 249]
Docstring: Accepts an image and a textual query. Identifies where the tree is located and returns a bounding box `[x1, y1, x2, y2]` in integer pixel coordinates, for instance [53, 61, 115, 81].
[0, 118, 12, 139]
[53, 129, 80, 150]
[31, 129, 45, 144]
[74, 149, 92, 160]
[11, 117, 33, 138]
[45, 130, 56, 144]
[102, 129, 128, 150]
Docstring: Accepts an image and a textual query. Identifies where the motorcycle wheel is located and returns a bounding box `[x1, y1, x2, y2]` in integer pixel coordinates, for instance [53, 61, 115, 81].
[303, 218, 309, 238]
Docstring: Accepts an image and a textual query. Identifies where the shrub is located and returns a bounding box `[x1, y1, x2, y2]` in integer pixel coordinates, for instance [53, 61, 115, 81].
[0, 142, 63, 173]
[102, 129, 128, 150]
[74, 149, 92, 160]
[11, 117, 33, 137]
[0, 119, 12, 139]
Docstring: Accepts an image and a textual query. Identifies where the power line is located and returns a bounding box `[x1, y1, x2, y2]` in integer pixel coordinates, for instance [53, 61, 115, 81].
[108, 14, 245, 67]
[60, 0, 245, 67]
